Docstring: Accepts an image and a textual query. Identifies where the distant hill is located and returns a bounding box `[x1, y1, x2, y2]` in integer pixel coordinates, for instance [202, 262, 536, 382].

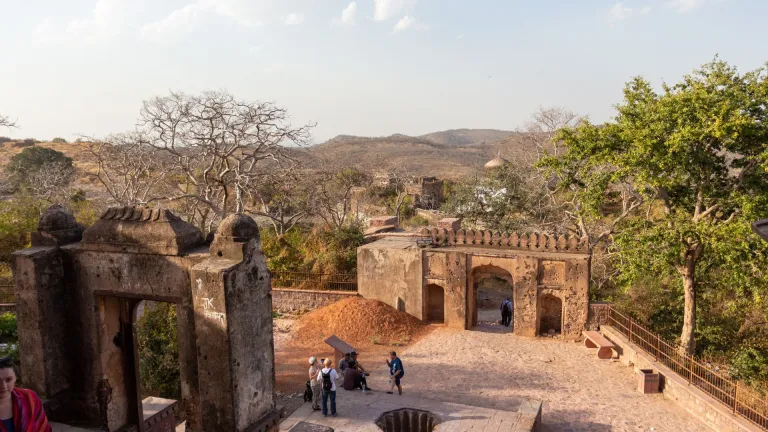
[307, 129, 533, 180]
[419, 129, 514, 147]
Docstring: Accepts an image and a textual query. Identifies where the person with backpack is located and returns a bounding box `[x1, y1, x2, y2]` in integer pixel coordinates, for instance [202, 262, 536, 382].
[316, 358, 339, 417]
[500, 298, 512, 327]
[385, 351, 404, 395]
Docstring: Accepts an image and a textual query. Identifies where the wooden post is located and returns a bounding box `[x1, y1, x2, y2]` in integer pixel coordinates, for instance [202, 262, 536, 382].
[733, 382, 739, 415]
[655, 335, 659, 362]
[629, 318, 633, 343]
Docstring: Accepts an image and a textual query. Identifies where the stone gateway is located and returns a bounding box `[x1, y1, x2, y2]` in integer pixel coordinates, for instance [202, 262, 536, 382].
[11, 205, 279, 432]
[357, 228, 591, 340]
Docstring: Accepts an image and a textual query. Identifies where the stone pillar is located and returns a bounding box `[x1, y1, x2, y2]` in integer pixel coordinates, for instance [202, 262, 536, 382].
[191, 214, 279, 432]
[562, 256, 590, 340]
[11, 205, 83, 399]
[514, 256, 539, 337]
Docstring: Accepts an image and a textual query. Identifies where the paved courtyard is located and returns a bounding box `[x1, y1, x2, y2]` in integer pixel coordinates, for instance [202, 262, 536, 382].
[355, 322, 711, 432]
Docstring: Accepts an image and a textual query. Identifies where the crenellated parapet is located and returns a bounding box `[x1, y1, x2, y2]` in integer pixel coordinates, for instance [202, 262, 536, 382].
[418, 227, 589, 254]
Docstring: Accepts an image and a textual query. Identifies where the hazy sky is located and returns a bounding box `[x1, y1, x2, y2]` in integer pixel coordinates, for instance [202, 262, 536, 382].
[2, 0, 767, 143]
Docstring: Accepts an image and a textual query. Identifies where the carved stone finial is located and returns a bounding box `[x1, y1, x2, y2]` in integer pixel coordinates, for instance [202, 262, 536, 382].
[31, 204, 84, 246]
[210, 213, 260, 260]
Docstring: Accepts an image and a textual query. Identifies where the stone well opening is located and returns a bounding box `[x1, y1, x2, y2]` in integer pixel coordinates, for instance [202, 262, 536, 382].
[375, 408, 440, 432]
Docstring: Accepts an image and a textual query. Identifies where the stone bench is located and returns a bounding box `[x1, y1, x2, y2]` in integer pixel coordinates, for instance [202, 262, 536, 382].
[582, 330, 618, 359]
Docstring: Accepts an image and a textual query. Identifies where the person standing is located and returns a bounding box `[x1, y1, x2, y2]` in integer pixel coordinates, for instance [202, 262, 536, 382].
[500, 298, 512, 327]
[385, 351, 404, 395]
[0, 357, 52, 432]
[316, 358, 338, 417]
[308, 357, 321, 411]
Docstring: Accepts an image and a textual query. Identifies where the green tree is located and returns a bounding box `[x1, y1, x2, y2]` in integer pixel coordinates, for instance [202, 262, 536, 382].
[542, 58, 768, 354]
[135, 302, 180, 399]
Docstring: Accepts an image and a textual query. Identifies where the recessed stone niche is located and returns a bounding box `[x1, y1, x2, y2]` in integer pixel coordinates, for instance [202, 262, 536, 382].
[375, 408, 440, 432]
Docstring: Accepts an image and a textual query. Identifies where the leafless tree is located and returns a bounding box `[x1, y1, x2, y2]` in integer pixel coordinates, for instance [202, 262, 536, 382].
[381, 163, 413, 224]
[0, 113, 16, 129]
[307, 157, 373, 230]
[519, 106, 581, 158]
[137, 90, 314, 231]
[83, 132, 171, 206]
[24, 161, 76, 208]
[247, 166, 314, 235]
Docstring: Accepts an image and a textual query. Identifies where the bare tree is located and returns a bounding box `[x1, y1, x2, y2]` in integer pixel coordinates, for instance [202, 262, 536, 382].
[0, 113, 16, 129]
[307, 159, 373, 230]
[381, 164, 412, 224]
[24, 161, 77, 210]
[138, 90, 314, 231]
[83, 132, 171, 206]
[520, 106, 581, 158]
[247, 166, 313, 235]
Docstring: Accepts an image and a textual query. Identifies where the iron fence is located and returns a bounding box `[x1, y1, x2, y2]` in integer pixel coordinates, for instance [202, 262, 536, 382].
[607, 307, 768, 430]
[269, 271, 357, 292]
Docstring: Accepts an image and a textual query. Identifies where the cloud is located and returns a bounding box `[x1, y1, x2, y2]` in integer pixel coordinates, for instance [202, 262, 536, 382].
[141, 0, 262, 43]
[608, 2, 651, 26]
[375, 0, 408, 21]
[669, 0, 700, 13]
[456, 34, 464, 40]
[284, 13, 305, 26]
[340, 2, 357, 25]
[65, 0, 128, 42]
[392, 15, 426, 33]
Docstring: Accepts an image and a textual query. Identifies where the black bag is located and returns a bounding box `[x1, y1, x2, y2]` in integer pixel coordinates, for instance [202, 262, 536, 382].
[322, 371, 333, 392]
[303, 381, 313, 402]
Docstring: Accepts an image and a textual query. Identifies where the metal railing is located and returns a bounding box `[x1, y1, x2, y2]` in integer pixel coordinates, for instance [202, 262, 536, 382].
[269, 271, 358, 292]
[607, 307, 768, 430]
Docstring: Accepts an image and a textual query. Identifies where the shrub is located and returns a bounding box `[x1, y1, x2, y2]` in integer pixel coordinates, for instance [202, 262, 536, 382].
[0, 137, 11, 144]
[405, 215, 430, 227]
[51, 137, 67, 143]
[0, 313, 17, 344]
[135, 302, 180, 399]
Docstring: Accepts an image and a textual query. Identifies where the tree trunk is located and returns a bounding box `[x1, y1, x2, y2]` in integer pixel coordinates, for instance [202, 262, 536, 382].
[679, 257, 697, 356]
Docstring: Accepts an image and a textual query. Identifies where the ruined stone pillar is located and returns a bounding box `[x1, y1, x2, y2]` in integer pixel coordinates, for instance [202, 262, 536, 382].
[514, 256, 539, 337]
[11, 205, 83, 399]
[191, 214, 279, 432]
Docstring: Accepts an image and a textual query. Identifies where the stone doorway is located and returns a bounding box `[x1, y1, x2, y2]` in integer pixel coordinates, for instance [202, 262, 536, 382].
[425, 284, 445, 324]
[133, 301, 182, 431]
[538, 294, 563, 336]
[469, 265, 514, 331]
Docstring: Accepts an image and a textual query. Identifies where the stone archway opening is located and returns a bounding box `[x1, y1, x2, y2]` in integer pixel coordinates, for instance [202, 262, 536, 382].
[470, 265, 514, 331]
[425, 284, 445, 324]
[538, 294, 563, 336]
[133, 300, 183, 430]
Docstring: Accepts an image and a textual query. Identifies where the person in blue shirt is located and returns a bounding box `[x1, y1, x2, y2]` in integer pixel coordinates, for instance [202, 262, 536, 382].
[385, 351, 404, 395]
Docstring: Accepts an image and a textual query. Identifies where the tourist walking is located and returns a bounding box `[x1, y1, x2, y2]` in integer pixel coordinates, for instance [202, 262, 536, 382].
[0, 357, 52, 432]
[308, 357, 321, 411]
[386, 351, 404, 395]
[500, 298, 512, 327]
[316, 358, 338, 417]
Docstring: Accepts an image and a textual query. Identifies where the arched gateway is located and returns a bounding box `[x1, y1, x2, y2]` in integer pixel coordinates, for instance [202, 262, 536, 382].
[357, 228, 590, 339]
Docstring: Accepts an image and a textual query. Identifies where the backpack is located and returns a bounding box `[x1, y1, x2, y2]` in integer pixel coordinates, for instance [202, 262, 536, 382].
[322, 370, 333, 392]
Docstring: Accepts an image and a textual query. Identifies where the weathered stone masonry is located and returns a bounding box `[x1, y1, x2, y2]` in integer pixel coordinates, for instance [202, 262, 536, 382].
[12, 205, 279, 432]
[357, 228, 591, 340]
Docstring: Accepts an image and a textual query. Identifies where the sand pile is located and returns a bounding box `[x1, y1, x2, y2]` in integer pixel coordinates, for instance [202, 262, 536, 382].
[293, 297, 430, 348]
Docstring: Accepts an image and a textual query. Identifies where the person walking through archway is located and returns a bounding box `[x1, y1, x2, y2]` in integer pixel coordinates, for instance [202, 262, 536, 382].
[500, 297, 512, 327]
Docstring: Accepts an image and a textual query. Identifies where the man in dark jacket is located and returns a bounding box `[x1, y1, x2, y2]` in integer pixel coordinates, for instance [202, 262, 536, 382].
[500, 298, 512, 327]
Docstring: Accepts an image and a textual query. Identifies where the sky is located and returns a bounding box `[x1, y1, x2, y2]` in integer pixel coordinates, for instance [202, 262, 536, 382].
[1, 0, 768, 144]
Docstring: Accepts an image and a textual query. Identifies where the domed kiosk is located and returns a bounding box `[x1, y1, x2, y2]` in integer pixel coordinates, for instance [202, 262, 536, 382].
[483, 154, 509, 173]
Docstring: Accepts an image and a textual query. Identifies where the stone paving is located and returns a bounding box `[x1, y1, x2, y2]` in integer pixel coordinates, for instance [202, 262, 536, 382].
[353, 320, 711, 432]
[280, 389, 541, 431]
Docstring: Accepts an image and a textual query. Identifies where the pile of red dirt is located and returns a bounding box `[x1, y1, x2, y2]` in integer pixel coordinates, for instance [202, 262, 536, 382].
[293, 297, 431, 349]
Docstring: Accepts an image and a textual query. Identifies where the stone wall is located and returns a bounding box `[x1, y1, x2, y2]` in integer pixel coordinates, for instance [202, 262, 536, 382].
[358, 239, 423, 320]
[587, 302, 612, 330]
[272, 289, 358, 313]
[601, 326, 760, 432]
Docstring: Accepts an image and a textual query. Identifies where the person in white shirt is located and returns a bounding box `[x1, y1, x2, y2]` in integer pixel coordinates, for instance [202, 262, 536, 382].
[316, 358, 339, 417]
[308, 357, 321, 411]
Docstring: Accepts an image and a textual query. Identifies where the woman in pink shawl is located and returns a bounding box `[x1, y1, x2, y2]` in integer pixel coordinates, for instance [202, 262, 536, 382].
[0, 357, 51, 432]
